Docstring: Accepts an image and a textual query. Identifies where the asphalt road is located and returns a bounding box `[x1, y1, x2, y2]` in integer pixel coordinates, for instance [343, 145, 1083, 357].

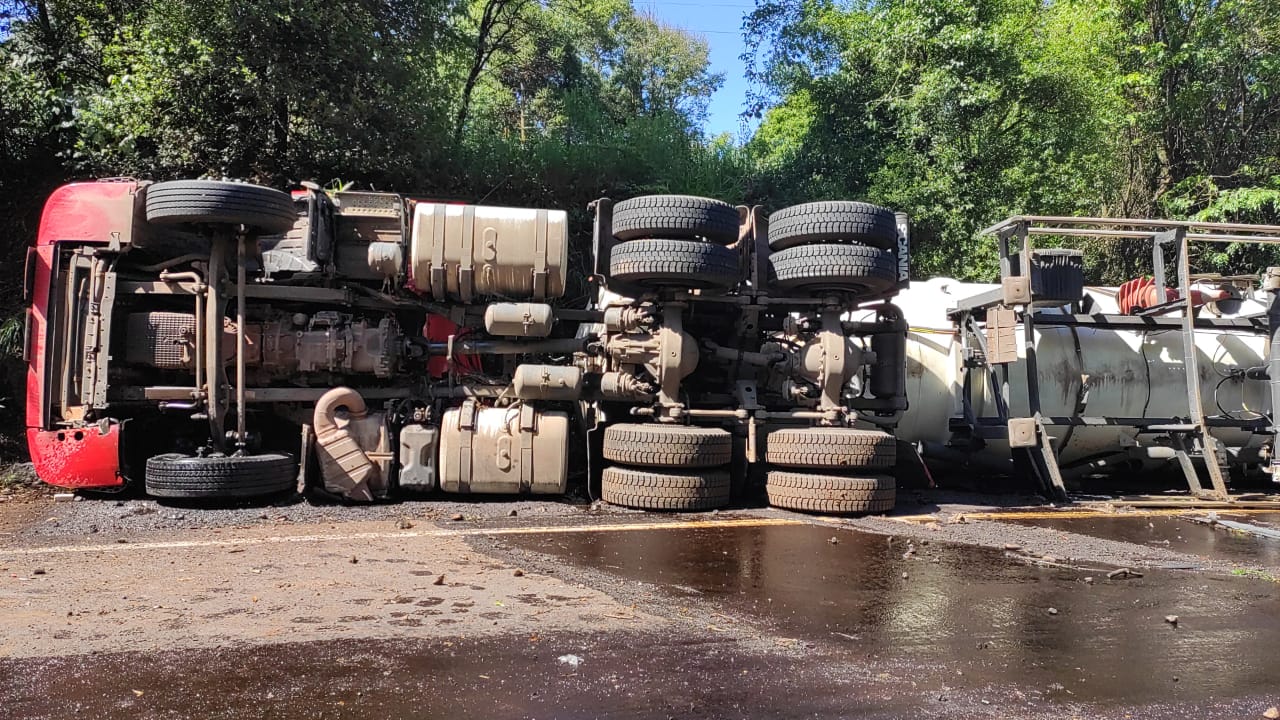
[2, 491, 1278, 719]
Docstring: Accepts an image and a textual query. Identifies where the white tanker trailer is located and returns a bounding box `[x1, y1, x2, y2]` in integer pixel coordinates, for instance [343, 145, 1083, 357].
[878, 216, 1280, 498]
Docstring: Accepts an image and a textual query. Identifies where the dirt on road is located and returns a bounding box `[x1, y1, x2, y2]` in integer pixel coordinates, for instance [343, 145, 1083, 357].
[2, 490, 1279, 719]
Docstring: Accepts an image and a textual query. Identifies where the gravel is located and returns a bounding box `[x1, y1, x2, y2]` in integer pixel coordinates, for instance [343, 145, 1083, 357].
[11, 491, 601, 542]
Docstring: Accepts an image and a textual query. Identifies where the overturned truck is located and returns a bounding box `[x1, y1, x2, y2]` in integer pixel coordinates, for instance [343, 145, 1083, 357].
[24, 180, 911, 513]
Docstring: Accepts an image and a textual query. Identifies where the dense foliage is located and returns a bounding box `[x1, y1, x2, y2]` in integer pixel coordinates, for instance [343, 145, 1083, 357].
[743, 0, 1280, 281]
[0, 0, 736, 319]
[2, 0, 1279, 330]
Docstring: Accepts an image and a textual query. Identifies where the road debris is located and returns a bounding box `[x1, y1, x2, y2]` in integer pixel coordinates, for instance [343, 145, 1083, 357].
[1189, 514, 1280, 540]
[1164, 615, 1179, 626]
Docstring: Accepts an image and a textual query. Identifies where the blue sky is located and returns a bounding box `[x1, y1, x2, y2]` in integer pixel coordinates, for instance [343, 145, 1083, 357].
[635, 0, 761, 139]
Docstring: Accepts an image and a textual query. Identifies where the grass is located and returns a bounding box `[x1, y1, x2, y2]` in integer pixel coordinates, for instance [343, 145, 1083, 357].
[1230, 568, 1279, 583]
[0, 461, 36, 489]
[0, 315, 20, 358]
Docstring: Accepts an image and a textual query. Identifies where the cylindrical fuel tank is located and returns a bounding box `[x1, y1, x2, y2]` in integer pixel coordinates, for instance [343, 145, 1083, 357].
[890, 278, 1270, 468]
[409, 203, 568, 301]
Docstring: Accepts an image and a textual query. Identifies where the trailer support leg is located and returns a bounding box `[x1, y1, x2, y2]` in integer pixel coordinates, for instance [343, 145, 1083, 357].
[1170, 434, 1206, 496]
[1174, 230, 1229, 500]
[1034, 418, 1068, 502]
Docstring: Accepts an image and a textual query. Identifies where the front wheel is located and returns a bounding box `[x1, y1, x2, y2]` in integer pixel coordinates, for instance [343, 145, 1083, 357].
[144, 180, 297, 234]
[145, 453, 297, 499]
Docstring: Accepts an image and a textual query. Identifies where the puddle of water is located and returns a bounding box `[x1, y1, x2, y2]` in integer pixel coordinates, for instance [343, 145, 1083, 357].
[508, 523, 1280, 705]
[1009, 514, 1280, 567]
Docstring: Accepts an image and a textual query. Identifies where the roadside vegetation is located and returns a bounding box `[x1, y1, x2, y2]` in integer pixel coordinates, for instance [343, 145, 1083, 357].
[1, 0, 1278, 460]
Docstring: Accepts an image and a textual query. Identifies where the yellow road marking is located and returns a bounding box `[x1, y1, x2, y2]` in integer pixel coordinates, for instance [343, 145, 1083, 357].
[0, 517, 805, 557]
[891, 507, 1280, 522]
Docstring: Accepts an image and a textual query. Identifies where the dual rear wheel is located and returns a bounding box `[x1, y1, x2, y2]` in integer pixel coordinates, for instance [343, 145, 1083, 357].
[763, 428, 897, 515]
[605, 195, 902, 298]
[600, 424, 898, 515]
[766, 201, 899, 296]
[607, 195, 742, 291]
[601, 424, 732, 511]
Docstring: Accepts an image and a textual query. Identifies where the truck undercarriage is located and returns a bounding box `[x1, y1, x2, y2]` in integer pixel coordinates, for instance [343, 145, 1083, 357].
[26, 180, 910, 513]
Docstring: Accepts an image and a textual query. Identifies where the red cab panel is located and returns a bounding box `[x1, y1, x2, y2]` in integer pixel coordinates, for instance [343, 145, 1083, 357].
[27, 181, 139, 429]
[35, 180, 140, 247]
[26, 424, 124, 489]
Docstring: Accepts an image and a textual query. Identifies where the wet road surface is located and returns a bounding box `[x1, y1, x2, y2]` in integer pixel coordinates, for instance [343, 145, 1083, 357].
[501, 523, 1280, 707]
[3, 501, 1280, 718]
[1007, 512, 1280, 567]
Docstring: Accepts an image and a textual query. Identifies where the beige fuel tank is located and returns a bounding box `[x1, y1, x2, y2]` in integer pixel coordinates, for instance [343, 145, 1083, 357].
[409, 203, 568, 301]
[438, 402, 568, 494]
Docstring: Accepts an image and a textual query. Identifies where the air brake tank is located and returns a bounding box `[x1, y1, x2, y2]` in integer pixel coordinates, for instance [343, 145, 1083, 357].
[888, 278, 1271, 469]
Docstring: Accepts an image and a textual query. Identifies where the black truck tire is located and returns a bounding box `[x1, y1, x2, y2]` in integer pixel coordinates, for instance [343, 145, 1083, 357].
[601, 466, 731, 511]
[612, 195, 739, 245]
[145, 453, 297, 499]
[603, 424, 732, 468]
[765, 427, 896, 470]
[145, 180, 297, 234]
[765, 472, 895, 514]
[609, 238, 740, 290]
[769, 243, 896, 294]
[767, 201, 897, 250]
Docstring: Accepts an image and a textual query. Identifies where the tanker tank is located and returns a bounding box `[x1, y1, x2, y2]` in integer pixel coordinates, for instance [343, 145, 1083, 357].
[885, 277, 1271, 476]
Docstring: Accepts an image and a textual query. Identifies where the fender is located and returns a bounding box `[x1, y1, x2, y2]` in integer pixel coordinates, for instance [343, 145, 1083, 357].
[27, 422, 124, 489]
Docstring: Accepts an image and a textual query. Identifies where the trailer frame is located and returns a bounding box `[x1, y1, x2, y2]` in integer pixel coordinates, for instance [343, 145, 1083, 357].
[947, 216, 1280, 502]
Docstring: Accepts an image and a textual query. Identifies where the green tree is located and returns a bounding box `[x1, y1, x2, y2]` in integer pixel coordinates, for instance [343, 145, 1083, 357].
[70, 0, 457, 186]
[744, 0, 1127, 279]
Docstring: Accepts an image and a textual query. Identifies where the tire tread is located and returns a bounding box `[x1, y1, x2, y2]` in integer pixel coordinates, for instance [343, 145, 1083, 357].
[601, 467, 731, 511]
[765, 471, 895, 514]
[613, 195, 739, 244]
[768, 201, 897, 250]
[603, 424, 732, 467]
[610, 238, 740, 289]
